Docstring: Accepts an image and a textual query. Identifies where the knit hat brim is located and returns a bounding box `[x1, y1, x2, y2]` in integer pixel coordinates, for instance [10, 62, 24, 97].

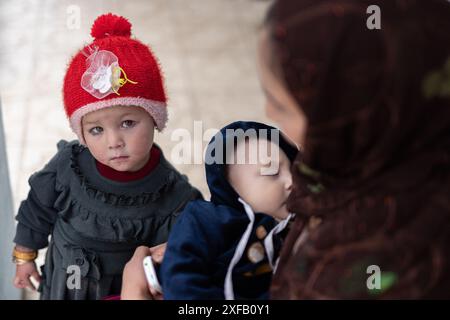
[70, 97, 168, 145]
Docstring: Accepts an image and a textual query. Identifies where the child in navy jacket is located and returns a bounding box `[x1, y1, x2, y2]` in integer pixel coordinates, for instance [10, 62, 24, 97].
[159, 121, 298, 299]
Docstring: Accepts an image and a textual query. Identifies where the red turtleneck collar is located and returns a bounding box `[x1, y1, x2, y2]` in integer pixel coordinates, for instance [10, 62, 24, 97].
[96, 146, 161, 182]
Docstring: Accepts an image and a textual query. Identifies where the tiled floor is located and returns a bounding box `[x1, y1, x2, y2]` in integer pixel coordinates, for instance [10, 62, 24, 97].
[0, 0, 272, 299]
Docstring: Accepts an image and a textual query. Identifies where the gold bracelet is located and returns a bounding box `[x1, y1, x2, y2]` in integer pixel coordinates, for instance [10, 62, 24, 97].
[12, 257, 33, 265]
[12, 248, 37, 261]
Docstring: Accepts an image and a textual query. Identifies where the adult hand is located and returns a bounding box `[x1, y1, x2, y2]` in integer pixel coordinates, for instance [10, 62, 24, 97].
[148, 242, 166, 298]
[121, 244, 166, 300]
[149, 242, 166, 264]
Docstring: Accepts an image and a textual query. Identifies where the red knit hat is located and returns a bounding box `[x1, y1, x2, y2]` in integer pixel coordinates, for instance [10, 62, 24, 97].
[63, 13, 167, 145]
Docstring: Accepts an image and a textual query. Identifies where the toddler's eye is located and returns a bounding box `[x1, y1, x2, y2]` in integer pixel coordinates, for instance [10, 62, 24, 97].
[122, 120, 136, 128]
[89, 127, 103, 135]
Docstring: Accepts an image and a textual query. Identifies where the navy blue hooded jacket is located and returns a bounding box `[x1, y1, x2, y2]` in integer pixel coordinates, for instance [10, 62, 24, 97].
[159, 121, 298, 299]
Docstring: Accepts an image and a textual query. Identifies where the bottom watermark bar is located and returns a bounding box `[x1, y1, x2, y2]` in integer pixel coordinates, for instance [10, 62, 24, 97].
[0, 300, 441, 320]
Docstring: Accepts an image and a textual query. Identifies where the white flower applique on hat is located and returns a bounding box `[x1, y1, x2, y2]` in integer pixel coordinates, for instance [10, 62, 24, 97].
[81, 46, 138, 99]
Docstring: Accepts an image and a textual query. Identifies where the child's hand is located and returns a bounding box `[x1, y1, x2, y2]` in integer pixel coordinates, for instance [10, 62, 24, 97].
[121, 245, 164, 300]
[13, 261, 41, 291]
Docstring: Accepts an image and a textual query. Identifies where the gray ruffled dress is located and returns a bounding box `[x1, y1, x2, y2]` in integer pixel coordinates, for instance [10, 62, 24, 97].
[13, 140, 202, 300]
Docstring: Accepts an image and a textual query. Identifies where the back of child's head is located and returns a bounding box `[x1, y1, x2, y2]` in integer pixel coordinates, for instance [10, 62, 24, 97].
[63, 13, 168, 145]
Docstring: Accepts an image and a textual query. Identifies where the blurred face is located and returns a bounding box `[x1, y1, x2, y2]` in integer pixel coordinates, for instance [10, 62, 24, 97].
[257, 29, 308, 147]
[82, 105, 155, 172]
[227, 139, 292, 221]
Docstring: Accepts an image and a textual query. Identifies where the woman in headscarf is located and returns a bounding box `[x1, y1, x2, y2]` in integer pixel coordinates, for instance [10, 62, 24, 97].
[258, 0, 450, 298]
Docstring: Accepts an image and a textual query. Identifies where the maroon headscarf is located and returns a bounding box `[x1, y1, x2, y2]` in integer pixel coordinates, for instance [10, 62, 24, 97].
[266, 0, 450, 298]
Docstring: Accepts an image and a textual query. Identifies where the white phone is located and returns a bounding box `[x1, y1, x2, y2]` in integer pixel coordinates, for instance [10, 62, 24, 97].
[143, 256, 163, 294]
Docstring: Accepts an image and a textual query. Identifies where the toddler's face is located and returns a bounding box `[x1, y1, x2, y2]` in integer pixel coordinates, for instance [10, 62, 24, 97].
[82, 105, 155, 172]
[227, 138, 292, 221]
